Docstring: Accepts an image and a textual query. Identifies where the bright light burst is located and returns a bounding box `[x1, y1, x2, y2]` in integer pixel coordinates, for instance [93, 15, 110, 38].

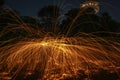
[0, 3, 120, 80]
[0, 37, 120, 79]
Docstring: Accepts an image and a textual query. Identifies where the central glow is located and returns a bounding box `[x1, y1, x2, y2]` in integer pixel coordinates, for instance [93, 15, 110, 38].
[41, 42, 49, 46]
[0, 37, 120, 79]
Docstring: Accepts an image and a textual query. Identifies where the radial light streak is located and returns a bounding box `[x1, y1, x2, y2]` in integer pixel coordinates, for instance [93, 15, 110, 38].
[0, 4, 120, 80]
[0, 37, 120, 79]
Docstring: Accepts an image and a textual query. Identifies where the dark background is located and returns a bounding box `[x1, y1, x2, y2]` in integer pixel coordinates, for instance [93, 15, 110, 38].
[5, 0, 120, 21]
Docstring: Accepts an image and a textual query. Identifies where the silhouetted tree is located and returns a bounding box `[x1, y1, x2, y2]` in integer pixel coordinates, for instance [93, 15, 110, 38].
[61, 8, 102, 36]
[38, 5, 60, 18]
[38, 5, 61, 33]
[100, 12, 120, 33]
[60, 8, 120, 36]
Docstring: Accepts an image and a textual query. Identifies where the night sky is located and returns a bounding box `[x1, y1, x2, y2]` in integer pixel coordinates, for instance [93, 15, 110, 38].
[5, 0, 120, 21]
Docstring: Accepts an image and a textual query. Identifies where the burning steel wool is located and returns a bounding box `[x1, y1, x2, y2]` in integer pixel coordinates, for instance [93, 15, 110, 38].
[0, 3, 120, 80]
[0, 37, 120, 80]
